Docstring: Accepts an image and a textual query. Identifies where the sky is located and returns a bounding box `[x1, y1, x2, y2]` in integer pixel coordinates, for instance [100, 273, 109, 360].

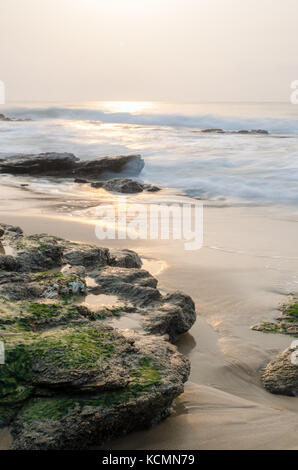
[0, 0, 297, 102]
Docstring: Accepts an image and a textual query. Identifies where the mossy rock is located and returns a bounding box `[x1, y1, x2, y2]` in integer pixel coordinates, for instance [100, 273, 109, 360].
[252, 298, 298, 337]
[0, 326, 121, 405]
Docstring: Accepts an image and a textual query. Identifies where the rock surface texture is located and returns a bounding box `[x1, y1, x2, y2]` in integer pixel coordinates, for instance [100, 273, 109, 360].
[262, 347, 298, 397]
[0, 224, 196, 449]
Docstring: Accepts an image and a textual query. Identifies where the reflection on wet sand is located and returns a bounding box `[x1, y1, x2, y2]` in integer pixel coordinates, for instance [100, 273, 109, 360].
[0, 180, 298, 450]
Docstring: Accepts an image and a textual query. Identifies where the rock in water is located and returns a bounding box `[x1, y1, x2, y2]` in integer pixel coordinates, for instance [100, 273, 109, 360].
[262, 347, 298, 397]
[0, 153, 79, 176]
[91, 178, 144, 193]
[91, 178, 161, 194]
[0, 153, 144, 178]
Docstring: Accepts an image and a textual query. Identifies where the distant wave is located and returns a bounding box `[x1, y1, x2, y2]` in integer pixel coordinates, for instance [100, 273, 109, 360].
[3, 106, 298, 134]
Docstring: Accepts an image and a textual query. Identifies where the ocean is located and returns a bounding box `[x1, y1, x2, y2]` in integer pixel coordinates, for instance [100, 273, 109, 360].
[1, 101, 298, 204]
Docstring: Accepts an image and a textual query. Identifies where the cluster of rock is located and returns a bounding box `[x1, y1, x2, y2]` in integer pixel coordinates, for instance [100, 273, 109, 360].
[252, 298, 297, 397]
[0, 152, 160, 194]
[199, 128, 269, 135]
[0, 223, 196, 449]
[76, 177, 160, 194]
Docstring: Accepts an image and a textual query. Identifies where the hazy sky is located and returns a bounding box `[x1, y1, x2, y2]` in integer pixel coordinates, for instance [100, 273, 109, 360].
[1, 0, 297, 102]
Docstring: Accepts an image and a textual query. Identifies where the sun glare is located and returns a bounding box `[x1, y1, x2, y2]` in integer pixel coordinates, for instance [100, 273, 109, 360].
[102, 101, 154, 114]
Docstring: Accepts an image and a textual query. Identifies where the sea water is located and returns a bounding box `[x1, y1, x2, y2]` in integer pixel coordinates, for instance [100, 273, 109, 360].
[0, 101, 298, 204]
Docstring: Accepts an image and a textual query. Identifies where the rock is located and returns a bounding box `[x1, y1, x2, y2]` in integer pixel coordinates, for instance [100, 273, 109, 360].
[199, 128, 269, 135]
[91, 178, 143, 194]
[62, 244, 109, 268]
[144, 292, 197, 341]
[250, 129, 269, 134]
[91, 178, 161, 194]
[0, 224, 196, 449]
[0, 228, 4, 238]
[0, 153, 144, 178]
[201, 128, 225, 133]
[9, 330, 189, 450]
[0, 153, 79, 176]
[262, 347, 298, 397]
[109, 249, 142, 268]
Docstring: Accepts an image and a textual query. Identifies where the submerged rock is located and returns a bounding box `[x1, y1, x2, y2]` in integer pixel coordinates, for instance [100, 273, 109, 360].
[262, 347, 298, 397]
[0, 224, 196, 449]
[0, 153, 144, 178]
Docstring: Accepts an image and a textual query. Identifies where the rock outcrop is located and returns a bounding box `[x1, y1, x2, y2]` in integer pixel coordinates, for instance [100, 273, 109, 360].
[0, 224, 196, 449]
[0, 153, 144, 178]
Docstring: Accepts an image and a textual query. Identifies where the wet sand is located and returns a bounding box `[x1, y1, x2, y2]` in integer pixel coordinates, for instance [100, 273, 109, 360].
[0, 181, 297, 450]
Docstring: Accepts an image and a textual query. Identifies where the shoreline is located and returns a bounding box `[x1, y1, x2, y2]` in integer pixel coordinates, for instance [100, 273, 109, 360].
[0, 179, 297, 449]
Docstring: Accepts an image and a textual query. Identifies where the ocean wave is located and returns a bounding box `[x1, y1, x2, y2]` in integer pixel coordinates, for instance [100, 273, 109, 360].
[2, 105, 298, 134]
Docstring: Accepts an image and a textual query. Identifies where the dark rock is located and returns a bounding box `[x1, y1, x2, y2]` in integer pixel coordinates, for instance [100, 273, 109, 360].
[262, 347, 298, 397]
[250, 129, 269, 135]
[91, 178, 161, 194]
[0, 153, 144, 178]
[91, 178, 143, 194]
[72, 155, 144, 178]
[201, 128, 225, 133]
[0, 153, 79, 176]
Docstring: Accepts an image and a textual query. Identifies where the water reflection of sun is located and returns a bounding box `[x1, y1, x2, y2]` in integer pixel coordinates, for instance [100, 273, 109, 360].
[102, 101, 154, 114]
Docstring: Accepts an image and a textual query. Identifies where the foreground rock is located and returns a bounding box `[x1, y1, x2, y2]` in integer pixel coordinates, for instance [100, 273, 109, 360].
[0, 153, 144, 178]
[90, 177, 161, 194]
[0, 223, 196, 449]
[262, 347, 298, 397]
[253, 296, 297, 397]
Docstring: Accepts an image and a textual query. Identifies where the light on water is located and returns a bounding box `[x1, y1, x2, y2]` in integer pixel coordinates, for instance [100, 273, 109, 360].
[1, 101, 298, 204]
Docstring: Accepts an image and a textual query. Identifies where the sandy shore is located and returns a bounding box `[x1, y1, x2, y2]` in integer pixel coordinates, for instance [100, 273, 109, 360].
[0, 180, 297, 450]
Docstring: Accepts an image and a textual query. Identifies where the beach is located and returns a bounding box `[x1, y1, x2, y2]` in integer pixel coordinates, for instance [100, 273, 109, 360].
[0, 176, 297, 450]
